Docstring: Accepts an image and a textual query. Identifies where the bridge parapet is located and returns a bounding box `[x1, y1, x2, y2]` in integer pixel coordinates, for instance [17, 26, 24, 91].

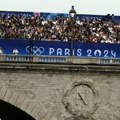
[0, 54, 120, 65]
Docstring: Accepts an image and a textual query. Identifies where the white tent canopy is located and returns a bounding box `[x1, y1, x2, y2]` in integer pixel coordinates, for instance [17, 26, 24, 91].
[0, 0, 120, 16]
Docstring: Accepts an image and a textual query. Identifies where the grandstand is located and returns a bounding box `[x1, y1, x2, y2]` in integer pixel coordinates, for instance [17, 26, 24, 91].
[0, 11, 120, 42]
[0, 9, 120, 65]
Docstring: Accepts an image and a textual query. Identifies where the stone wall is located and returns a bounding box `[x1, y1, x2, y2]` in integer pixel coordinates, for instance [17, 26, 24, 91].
[0, 64, 120, 120]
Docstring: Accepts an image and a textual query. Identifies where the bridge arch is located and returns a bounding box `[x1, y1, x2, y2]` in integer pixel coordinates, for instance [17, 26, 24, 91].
[0, 87, 44, 120]
[0, 99, 35, 120]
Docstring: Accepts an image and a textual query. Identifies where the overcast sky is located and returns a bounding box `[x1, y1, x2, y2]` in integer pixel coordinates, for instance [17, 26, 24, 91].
[1, 0, 120, 15]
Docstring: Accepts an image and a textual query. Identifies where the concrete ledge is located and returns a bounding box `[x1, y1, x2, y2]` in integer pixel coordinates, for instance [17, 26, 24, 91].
[0, 62, 119, 73]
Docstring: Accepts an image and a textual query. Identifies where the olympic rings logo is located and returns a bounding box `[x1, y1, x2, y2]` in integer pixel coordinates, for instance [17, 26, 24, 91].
[26, 46, 45, 55]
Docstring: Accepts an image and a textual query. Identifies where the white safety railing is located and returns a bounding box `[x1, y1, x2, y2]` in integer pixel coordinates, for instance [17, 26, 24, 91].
[0, 54, 120, 65]
[100, 58, 120, 64]
[5, 54, 33, 62]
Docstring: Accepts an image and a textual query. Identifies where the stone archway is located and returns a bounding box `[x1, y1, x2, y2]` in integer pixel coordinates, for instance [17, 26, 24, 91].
[0, 99, 35, 120]
[0, 87, 48, 120]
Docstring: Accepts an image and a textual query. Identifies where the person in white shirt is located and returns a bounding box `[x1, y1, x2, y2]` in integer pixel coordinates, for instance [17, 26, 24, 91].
[0, 47, 3, 54]
[13, 48, 19, 55]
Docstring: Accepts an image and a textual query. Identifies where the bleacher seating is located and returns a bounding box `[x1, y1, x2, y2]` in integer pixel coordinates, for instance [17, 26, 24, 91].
[0, 11, 120, 44]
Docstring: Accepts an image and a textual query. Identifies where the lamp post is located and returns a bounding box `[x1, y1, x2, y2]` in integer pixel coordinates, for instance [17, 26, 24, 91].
[69, 6, 76, 19]
[69, 6, 76, 56]
[29, 39, 33, 55]
[29, 39, 33, 62]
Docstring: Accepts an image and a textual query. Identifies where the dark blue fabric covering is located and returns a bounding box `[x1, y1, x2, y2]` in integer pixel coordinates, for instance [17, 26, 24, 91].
[0, 39, 120, 58]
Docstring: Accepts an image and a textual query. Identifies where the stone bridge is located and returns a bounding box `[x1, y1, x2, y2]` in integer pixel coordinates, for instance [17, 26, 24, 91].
[0, 63, 120, 120]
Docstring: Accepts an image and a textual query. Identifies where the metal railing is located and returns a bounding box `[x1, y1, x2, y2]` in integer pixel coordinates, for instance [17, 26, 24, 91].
[0, 54, 120, 65]
[5, 54, 33, 62]
[100, 58, 120, 64]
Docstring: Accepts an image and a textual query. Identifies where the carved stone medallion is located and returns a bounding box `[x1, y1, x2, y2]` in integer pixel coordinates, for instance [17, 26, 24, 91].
[62, 80, 99, 120]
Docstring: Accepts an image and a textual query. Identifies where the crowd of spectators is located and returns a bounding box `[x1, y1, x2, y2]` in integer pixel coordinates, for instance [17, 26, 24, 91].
[0, 13, 120, 43]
